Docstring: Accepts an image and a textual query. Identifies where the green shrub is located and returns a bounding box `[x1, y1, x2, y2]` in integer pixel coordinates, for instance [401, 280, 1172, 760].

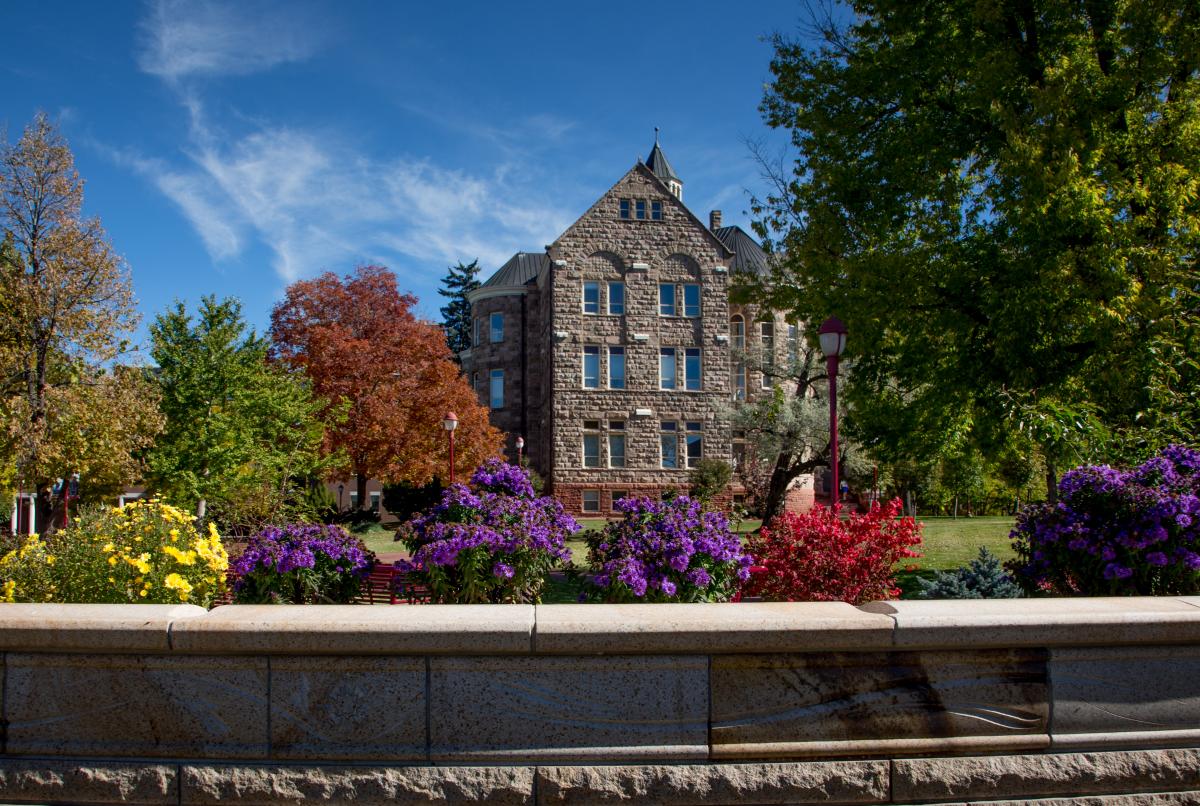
[689, 458, 733, 506]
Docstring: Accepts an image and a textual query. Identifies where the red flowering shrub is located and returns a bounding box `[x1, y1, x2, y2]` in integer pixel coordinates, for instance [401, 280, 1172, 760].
[743, 499, 922, 603]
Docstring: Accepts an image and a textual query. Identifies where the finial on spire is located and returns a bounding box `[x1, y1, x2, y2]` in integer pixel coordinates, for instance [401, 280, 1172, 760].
[654, 126, 660, 144]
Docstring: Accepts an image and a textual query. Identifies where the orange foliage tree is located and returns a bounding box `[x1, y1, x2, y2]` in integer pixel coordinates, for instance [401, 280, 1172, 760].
[269, 265, 501, 510]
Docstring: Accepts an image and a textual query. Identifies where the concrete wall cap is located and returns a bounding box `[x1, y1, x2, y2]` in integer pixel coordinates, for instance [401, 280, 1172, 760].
[169, 604, 535, 655]
[0, 603, 207, 653]
[534, 602, 896, 654]
[859, 597, 1200, 648]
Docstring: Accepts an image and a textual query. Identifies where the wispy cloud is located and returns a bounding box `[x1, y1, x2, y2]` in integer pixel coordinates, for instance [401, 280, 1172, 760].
[118, 104, 572, 285]
[137, 0, 325, 80]
[127, 0, 575, 290]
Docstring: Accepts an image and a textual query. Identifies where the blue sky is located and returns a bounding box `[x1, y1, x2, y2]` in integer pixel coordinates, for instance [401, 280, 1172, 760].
[3, 1, 806, 351]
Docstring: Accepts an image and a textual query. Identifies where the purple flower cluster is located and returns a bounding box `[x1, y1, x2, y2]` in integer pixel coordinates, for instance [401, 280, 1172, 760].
[583, 495, 753, 603]
[1010, 445, 1200, 595]
[232, 523, 374, 604]
[470, 458, 536, 498]
[402, 461, 577, 603]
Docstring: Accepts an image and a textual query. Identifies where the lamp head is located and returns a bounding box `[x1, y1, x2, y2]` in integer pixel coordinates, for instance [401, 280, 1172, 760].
[442, 412, 459, 432]
[818, 316, 848, 358]
[515, 436, 525, 449]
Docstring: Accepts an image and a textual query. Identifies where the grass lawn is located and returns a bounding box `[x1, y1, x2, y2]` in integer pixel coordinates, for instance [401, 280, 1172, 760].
[914, 516, 1016, 570]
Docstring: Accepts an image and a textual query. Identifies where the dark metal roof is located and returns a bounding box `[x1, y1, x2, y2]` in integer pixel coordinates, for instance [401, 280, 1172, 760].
[713, 225, 769, 276]
[645, 131, 680, 184]
[480, 252, 549, 289]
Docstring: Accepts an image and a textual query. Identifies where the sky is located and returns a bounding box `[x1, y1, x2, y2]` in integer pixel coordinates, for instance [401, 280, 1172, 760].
[2, 0, 809, 352]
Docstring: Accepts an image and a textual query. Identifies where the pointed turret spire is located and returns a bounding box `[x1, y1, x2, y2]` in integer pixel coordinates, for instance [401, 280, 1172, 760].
[645, 128, 682, 200]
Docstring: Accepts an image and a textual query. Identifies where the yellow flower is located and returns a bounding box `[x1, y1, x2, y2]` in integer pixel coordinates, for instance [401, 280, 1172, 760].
[164, 573, 192, 601]
[102, 542, 115, 553]
[108, 555, 118, 566]
[2, 579, 16, 603]
[138, 589, 148, 598]
[46, 556, 56, 565]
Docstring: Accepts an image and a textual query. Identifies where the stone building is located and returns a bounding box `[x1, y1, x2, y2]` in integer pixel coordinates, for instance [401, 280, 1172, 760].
[461, 136, 813, 515]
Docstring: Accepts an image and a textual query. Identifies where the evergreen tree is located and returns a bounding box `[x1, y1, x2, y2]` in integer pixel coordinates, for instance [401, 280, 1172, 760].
[438, 259, 481, 357]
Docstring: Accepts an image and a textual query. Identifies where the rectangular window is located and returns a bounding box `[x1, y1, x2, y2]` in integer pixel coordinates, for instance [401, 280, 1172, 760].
[659, 283, 676, 316]
[583, 281, 600, 314]
[686, 422, 703, 468]
[684, 348, 702, 391]
[734, 363, 746, 401]
[583, 433, 601, 468]
[607, 282, 625, 315]
[608, 346, 625, 389]
[659, 347, 676, 390]
[582, 346, 600, 389]
[582, 490, 601, 512]
[490, 312, 504, 343]
[651, 200, 662, 220]
[788, 323, 798, 365]
[619, 198, 630, 219]
[635, 199, 647, 219]
[731, 316, 745, 349]
[369, 491, 381, 513]
[660, 421, 678, 469]
[683, 284, 701, 317]
[473, 317, 480, 347]
[611, 491, 628, 510]
[349, 491, 359, 508]
[760, 321, 775, 388]
[608, 432, 626, 468]
[490, 369, 504, 409]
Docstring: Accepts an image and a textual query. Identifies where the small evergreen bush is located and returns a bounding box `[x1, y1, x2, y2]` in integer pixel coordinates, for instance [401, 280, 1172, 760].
[916, 548, 1023, 599]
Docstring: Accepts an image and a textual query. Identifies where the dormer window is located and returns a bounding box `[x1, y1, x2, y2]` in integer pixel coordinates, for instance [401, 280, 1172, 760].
[635, 200, 647, 220]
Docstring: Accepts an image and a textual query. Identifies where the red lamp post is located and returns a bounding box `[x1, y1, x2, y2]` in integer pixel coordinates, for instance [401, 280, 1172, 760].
[818, 316, 848, 507]
[515, 435, 525, 467]
[442, 412, 458, 485]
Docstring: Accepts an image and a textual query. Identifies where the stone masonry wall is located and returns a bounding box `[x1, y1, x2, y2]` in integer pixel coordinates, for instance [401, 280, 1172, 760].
[545, 164, 733, 509]
[1, 599, 1199, 804]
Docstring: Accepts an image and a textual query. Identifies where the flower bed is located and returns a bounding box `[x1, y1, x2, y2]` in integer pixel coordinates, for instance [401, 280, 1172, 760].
[0, 499, 228, 606]
[231, 523, 374, 604]
[400, 459, 576, 603]
[581, 495, 752, 602]
[1010, 444, 1200, 595]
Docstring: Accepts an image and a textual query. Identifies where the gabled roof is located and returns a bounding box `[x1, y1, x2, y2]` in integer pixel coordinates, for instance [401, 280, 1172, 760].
[552, 162, 733, 260]
[479, 252, 549, 289]
[713, 225, 770, 276]
[644, 130, 680, 184]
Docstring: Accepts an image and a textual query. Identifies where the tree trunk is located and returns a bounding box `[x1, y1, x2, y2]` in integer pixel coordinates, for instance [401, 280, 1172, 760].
[356, 471, 369, 513]
[1045, 458, 1058, 504]
[953, 494, 958, 519]
[35, 483, 54, 536]
[761, 454, 800, 526]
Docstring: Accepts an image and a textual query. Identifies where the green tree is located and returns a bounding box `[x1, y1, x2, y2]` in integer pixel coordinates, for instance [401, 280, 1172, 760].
[729, 338, 837, 522]
[438, 259, 481, 357]
[146, 297, 328, 530]
[1, 114, 140, 529]
[751, 1, 1200, 497]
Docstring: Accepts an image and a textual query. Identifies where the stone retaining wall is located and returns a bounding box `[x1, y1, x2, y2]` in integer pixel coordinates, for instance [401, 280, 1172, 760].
[1, 598, 1199, 804]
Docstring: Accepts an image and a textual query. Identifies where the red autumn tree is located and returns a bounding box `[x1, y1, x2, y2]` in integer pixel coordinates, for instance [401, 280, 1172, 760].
[269, 265, 501, 510]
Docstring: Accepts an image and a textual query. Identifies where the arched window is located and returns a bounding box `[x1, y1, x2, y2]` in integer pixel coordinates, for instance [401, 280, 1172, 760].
[730, 315, 745, 349]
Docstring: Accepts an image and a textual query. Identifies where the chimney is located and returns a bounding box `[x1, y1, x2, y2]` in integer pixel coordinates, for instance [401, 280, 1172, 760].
[709, 210, 722, 230]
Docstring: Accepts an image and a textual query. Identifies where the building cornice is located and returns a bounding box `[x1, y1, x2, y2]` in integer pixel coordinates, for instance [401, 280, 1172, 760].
[467, 285, 530, 304]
